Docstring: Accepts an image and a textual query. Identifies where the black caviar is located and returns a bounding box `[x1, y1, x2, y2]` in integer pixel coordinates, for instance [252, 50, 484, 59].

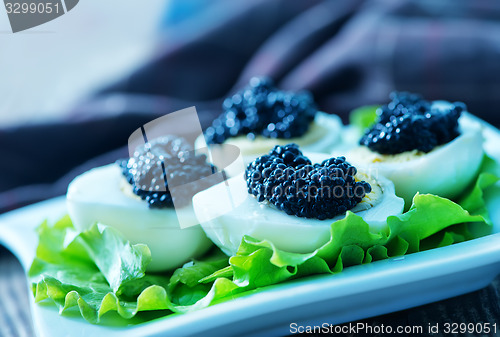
[119, 136, 217, 208]
[245, 144, 371, 220]
[204, 77, 318, 144]
[360, 92, 465, 154]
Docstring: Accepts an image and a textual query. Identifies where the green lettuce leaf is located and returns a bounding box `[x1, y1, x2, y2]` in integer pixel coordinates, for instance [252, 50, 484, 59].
[458, 155, 500, 223]
[29, 157, 499, 324]
[29, 217, 172, 323]
[349, 105, 379, 132]
[77, 224, 152, 294]
[167, 250, 229, 306]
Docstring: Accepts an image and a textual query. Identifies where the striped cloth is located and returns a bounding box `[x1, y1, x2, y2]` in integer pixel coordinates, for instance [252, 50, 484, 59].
[0, 247, 34, 337]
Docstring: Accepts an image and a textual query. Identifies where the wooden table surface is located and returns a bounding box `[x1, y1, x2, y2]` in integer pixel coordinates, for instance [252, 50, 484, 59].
[1, 245, 499, 337]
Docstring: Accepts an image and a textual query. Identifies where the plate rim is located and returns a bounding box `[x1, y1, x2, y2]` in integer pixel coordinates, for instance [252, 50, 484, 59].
[1, 113, 500, 337]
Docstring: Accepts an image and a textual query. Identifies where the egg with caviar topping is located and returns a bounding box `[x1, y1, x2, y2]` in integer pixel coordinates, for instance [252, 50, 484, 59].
[346, 112, 484, 205]
[192, 153, 404, 256]
[195, 112, 343, 177]
[198, 112, 342, 156]
[67, 164, 213, 271]
[196, 76, 343, 176]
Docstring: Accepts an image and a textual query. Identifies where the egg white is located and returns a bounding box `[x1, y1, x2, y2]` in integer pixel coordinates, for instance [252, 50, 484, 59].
[192, 153, 404, 256]
[346, 113, 484, 205]
[66, 164, 213, 271]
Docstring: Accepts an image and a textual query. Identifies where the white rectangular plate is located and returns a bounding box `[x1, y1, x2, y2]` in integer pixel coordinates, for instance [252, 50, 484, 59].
[1, 114, 500, 337]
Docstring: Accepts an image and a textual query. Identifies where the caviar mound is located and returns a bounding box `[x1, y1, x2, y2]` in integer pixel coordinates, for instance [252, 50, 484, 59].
[245, 144, 371, 220]
[360, 92, 465, 154]
[120, 136, 217, 208]
[204, 77, 318, 144]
